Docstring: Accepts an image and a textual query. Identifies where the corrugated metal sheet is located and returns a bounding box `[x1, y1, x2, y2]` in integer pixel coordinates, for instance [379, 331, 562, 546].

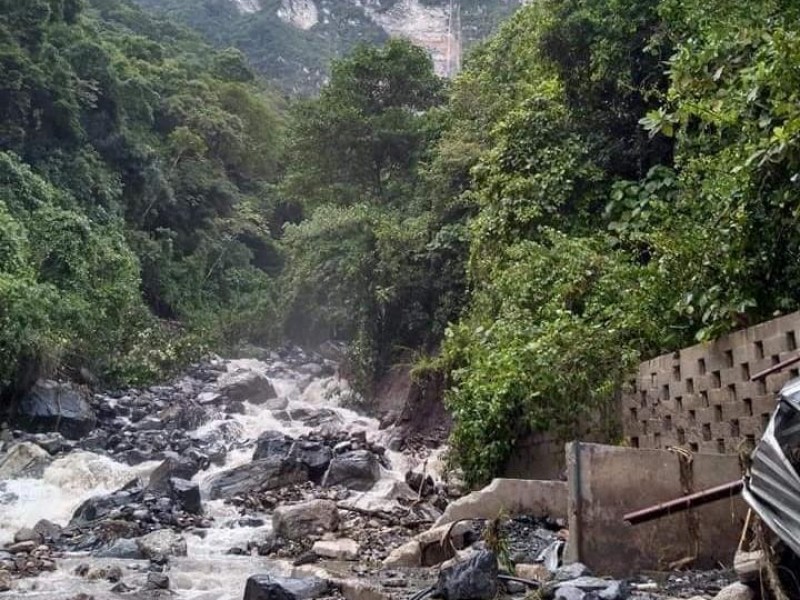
[743, 378, 800, 556]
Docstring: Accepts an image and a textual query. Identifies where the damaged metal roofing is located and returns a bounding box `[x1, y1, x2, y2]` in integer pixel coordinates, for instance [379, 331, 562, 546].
[743, 377, 800, 557]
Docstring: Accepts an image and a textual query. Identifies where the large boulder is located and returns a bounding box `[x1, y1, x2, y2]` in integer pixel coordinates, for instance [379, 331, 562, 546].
[12, 381, 96, 440]
[206, 458, 308, 500]
[312, 538, 360, 560]
[273, 499, 340, 541]
[435, 549, 498, 600]
[148, 455, 200, 493]
[252, 431, 294, 461]
[289, 441, 332, 483]
[170, 478, 202, 514]
[218, 370, 277, 404]
[244, 574, 328, 600]
[71, 486, 144, 526]
[0, 442, 50, 479]
[135, 529, 187, 559]
[321, 450, 380, 491]
[93, 538, 144, 560]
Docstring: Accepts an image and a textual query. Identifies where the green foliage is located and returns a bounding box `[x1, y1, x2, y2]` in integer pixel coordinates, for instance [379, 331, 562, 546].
[0, 0, 285, 395]
[279, 40, 464, 394]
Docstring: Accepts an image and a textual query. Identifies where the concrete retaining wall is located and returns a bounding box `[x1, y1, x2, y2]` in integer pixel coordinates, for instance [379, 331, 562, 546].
[565, 443, 747, 577]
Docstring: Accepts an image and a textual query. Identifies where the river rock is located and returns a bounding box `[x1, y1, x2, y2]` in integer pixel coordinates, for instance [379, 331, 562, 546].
[252, 431, 294, 461]
[273, 499, 340, 540]
[12, 380, 96, 439]
[554, 587, 585, 600]
[136, 529, 187, 559]
[218, 370, 277, 404]
[244, 574, 328, 600]
[93, 538, 144, 559]
[435, 549, 498, 600]
[71, 487, 143, 526]
[206, 457, 308, 500]
[713, 583, 754, 600]
[148, 456, 199, 493]
[553, 563, 591, 582]
[543, 577, 628, 600]
[6, 540, 37, 554]
[170, 478, 202, 514]
[13, 527, 42, 545]
[33, 519, 62, 542]
[289, 441, 332, 482]
[312, 538, 360, 560]
[0, 569, 10, 592]
[146, 571, 170, 590]
[322, 450, 380, 491]
[0, 442, 50, 479]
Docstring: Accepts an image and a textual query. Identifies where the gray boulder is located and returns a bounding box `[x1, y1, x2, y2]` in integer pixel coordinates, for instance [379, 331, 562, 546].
[289, 441, 332, 483]
[71, 487, 143, 526]
[435, 549, 498, 600]
[93, 538, 144, 560]
[12, 381, 96, 440]
[136, 529, 187, 559]
[321, 450, 380, 491]
[553, 563, 592, 582]
[206, 457, 308, 500]
[252, 431, 294, 461]
[218, 370, 277, 404]
[273, 499, 340, 541]
[170, 478, 202, 514]
[148, 456, 199, 493]
[243, 574, 328, 600]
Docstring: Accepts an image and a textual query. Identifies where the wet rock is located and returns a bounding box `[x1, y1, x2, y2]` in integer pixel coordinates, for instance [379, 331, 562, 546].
[218, 370, 277, 404]
[289, 441, 332, 483]
[292, 551, 319, 566]
[35, 433, 68, 455]
[6, 540, 37, 554]
[713, 583, 754, 600]
[171, 478, 202, 514]
[136, 529, 187, 559]
[110, 581, 134, 593]
[322, 450, 380, 491]
[146, 571, 170, 590]
[33, 519, 61, 542]
[312, 538, 359, 560]
[554, 587, 585, 600]
[93, 538, 144, 559]
[273, 499, 340, 541]
[71, 487, 143, 526]
[0, 442, 50, 479]
[434, 549, 498, 600]
[252, 431, 294, 461]
[543, 577, 628, 600]
[13, 528, 42, 545]
[207, 458, 308, 500]
[553, 563, 592, 582]
[243, 574, 328, 600]
[12, 381, 96, 439]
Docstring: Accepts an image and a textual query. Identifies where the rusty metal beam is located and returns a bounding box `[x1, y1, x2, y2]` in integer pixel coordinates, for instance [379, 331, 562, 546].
[751, 354, 800, 382]
[623, 480, 744, 525]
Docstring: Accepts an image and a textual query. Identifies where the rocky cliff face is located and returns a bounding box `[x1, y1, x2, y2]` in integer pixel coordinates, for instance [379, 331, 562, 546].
[135, 0, 521, 93]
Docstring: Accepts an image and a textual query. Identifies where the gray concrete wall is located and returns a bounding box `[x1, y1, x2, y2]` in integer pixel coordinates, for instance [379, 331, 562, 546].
[565, 442, 747, 577]
[623, 310, 800, 452]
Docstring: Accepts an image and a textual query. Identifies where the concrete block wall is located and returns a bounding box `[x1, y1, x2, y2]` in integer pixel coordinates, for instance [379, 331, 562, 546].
[623, 311, 800, 452]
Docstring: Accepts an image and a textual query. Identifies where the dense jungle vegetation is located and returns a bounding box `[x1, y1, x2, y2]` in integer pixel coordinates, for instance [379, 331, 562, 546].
[3, 0, 800, 486]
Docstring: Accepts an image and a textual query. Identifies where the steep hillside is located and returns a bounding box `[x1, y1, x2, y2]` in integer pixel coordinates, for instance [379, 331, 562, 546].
[133, 0, 522, 93]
